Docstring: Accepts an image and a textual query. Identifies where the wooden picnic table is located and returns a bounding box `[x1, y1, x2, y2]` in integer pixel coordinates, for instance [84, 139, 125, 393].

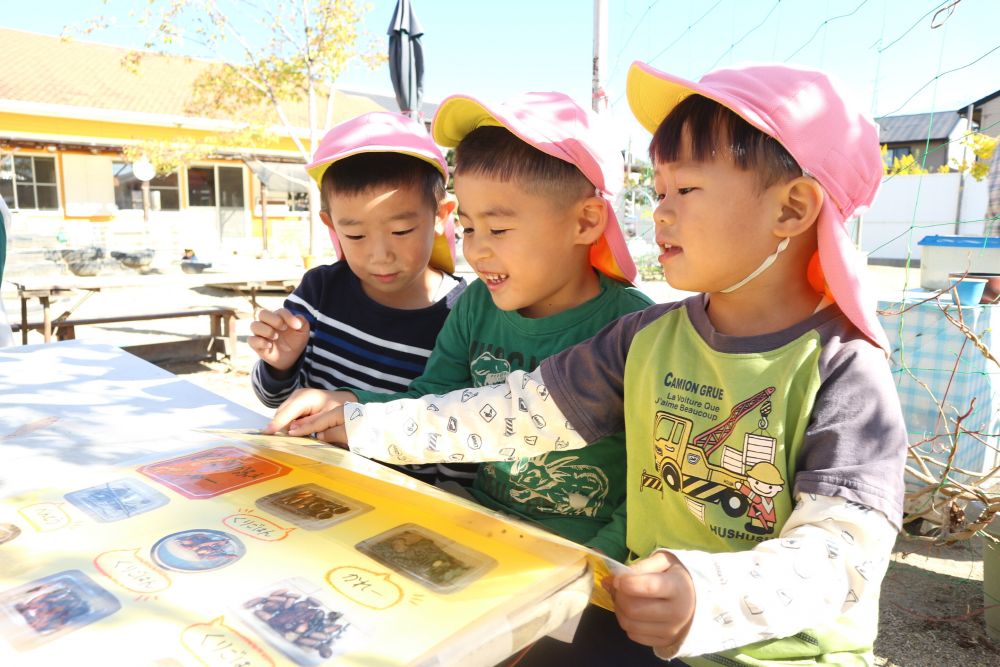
[11, 268, 302, 345]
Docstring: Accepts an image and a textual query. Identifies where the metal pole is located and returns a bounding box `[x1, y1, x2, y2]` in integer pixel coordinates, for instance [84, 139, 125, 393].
[260, 180, 269, 254]
[141, 180, 150, 223]
[954, 103, 975, 234]
[592, 0, 608, 114]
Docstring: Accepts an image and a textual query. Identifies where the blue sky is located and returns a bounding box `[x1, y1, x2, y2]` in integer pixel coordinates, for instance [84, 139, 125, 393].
[6, 0, 1000, 148]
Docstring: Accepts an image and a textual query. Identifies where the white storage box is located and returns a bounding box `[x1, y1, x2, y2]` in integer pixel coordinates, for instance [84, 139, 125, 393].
[917, 235, 1000, 289]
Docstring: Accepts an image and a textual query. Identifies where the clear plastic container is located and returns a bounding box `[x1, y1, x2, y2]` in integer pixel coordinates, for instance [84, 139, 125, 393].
[64, 478, 169, 522]
[236, 577, 360, 665]
[0, 569, 121, 651]
[255, 483, 373, 531]
[355, 523, 496, 594]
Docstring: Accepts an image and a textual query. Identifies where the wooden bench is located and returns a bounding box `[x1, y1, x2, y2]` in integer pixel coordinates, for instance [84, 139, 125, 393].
[12, 306, 240, 364]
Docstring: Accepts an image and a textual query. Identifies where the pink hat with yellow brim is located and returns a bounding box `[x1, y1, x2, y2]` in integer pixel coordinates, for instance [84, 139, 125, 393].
[431, 91, 637, 285]
[306, 111, 456, 274]
[627, 61, 889, 353]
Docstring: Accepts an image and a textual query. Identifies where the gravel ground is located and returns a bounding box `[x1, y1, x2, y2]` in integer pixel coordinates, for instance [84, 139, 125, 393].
[4, 271, 997, 665]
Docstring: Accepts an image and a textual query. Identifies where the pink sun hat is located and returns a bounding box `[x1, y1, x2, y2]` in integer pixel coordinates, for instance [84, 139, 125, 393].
[627, 61, 889, 353]
[306, 111, 457, 274]
[431, 91, 637, 285]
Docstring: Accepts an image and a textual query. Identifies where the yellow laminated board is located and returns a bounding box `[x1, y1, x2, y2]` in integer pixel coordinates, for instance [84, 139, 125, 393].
[0, 431, 604, 666]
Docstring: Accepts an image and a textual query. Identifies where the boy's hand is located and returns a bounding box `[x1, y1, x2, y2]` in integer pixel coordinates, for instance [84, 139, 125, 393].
[289, 406, 348, 444]
[265, 388, 356, 441]
[248, 308, 310, 371]
[612, 550, 696, 655]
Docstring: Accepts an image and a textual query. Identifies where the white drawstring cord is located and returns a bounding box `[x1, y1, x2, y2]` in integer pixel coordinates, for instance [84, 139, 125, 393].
[719, 237, 790, 294]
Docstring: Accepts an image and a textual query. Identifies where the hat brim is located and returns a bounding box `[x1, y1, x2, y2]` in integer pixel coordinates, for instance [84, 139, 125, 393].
[307, 146, 449, 189]
[627, 61, 773, 139]
[431, 96, 506, 148]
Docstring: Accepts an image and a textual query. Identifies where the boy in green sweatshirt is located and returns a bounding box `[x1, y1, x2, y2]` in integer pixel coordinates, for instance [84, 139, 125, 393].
[267, 91, 652, 557]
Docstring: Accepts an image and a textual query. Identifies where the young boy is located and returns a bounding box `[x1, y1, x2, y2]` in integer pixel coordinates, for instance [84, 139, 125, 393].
[268, 91, 653, 555]
[292, 63, 909, 665]
[249, 111, 467, 476]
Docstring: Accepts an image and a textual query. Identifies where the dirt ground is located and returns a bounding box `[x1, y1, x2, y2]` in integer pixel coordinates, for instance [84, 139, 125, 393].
[5, 278, 998, 665]
[876, 537, 994, 665]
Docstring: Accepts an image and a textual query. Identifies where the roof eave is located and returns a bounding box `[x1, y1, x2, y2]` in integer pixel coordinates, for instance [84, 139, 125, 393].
[0, 98, 313, 137]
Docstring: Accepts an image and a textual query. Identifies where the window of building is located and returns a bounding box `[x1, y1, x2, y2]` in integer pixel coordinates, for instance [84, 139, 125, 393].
[187, 165, 245, 208]
[187, 166, 216, 207]
[249, 161, 309, 212]
[0, 155, 59, 210]
[112, 162, 180, 211]
[883, 146, 913, 165]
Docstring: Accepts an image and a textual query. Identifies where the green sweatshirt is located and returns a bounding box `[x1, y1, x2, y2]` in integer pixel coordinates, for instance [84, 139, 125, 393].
[352, 273, 652, 557]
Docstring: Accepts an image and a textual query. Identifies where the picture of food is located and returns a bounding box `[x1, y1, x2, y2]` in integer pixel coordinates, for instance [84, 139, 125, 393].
[64, 478, 169, 522]
[15, 582, 90, 634]
[151, 529, 246, 572]
[137, 446, 291, 499]
[356, 524, 496, 593]
[0, 570, 121, 650]
[255, 484, 371, 530]
[240, 580, 355, 665]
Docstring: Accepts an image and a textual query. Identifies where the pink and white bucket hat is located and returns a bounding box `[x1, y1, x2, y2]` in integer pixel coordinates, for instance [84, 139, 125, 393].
[431, 91, 637, 285]
[306, 111, 456, 273]
[627, 61, 889, 353]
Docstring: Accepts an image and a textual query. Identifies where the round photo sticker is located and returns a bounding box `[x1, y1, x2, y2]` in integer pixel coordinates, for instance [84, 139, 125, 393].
[151, 529, 246, 572]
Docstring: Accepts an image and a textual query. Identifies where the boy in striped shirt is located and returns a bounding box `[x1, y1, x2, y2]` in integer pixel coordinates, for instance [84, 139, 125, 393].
[249, 112, 467, 482]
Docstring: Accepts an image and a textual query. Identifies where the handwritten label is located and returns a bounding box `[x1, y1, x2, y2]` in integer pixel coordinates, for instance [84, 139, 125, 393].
[223, 513, 293, 542]
[19, 502, 70, 531]
[181, 616, 273, 667]
[94, 548, 171, 595]
[326, 566, 402, 610]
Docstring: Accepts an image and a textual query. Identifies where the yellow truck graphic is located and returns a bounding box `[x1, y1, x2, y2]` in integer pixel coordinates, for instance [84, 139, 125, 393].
[652, 387, 775, 517]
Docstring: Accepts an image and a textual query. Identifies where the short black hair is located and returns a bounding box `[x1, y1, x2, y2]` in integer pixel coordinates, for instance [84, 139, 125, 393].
[454, 126, 593, 203]
[649, 94, 801, 190]
[321, 152, 445, 211]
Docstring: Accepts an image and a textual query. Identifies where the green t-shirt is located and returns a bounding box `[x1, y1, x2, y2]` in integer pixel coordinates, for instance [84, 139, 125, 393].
[353, 273, 652, 555]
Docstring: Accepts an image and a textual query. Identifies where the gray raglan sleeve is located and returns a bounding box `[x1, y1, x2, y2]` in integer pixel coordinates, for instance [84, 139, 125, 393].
[794, 337, 910, 529]
[540, 308, 661, 441]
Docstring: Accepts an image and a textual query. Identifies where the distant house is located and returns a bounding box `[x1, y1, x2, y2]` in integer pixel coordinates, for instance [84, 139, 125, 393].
[958, 88, 1000, 140]
[0, 28, 419, 259]
[874, 111, 965, 172]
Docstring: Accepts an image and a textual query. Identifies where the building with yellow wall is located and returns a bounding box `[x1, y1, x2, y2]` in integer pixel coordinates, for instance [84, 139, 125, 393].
[0, 27, 401, 262]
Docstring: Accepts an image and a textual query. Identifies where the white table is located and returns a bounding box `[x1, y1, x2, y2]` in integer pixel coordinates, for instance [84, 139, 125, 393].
[0, 342, 591, 666]
[0, 341, 270, 496]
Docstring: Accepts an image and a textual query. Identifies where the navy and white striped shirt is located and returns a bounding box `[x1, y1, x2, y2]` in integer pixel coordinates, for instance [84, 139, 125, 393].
[252, 261, 467, 408]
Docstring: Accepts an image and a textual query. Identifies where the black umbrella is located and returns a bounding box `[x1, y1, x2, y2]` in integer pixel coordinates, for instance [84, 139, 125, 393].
[387, 0, 425, 119]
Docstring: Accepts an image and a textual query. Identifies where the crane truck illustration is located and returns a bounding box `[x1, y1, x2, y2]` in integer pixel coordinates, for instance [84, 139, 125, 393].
[650, 387, 777, 518]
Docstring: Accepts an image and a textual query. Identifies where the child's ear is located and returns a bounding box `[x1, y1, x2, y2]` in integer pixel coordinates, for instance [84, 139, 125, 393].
[576, 195, 608, 244]
[320, 210, 334, 229]
[774, 176, 824, 238]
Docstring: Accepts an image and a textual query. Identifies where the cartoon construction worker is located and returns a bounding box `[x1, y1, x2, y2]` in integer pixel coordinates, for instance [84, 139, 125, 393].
[738, 462, 785, 535]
